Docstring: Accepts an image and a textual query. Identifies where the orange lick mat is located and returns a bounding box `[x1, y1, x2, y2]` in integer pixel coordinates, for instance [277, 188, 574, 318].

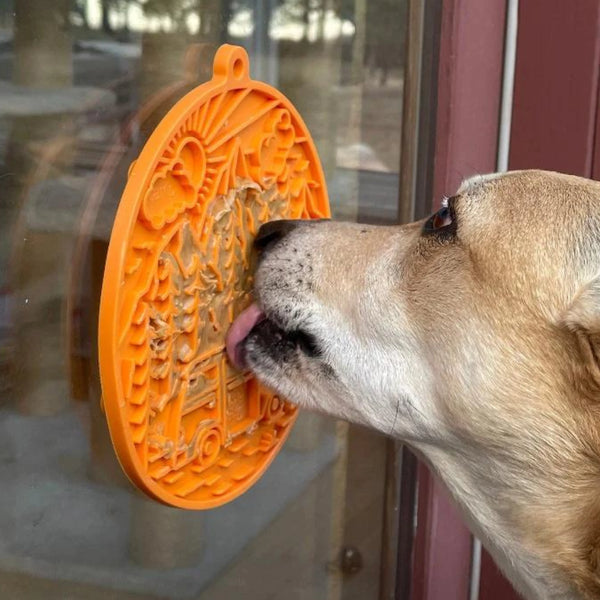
[98, 44, 330, 509]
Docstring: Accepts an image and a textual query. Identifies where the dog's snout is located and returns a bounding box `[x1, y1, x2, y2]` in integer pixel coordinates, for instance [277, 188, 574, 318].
[254, 219, 299, 252]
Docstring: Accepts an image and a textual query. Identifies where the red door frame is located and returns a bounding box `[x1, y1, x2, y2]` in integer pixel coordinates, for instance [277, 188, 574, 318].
[410, 1, 507, 598]
[509, 0, 600, 178]
[479, 2, 600, 598]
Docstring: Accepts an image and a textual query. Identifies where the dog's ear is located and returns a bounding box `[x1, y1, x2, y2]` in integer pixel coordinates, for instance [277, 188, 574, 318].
[564, 276, 600, 385]
[565, 277, 600, 332]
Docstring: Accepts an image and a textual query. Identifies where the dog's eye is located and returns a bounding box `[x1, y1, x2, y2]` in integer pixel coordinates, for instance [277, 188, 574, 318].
[431, 207, 452, 229]
[424, 206, 454, 234]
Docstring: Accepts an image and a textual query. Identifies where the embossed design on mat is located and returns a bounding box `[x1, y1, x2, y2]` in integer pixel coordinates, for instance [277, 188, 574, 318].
[99, 45, 329, 508]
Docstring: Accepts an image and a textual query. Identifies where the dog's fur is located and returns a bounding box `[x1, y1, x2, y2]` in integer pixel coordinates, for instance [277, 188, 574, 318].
[242, 169, 600, 599]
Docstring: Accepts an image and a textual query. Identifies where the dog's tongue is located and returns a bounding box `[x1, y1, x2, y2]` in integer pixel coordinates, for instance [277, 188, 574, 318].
[226, 303, 265, 370]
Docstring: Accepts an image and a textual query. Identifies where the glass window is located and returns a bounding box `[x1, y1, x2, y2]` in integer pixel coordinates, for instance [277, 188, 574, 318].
[0, 1, 409, 598]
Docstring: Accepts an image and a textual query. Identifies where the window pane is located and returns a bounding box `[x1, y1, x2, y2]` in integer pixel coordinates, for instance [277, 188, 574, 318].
[0, 1, 408, 598]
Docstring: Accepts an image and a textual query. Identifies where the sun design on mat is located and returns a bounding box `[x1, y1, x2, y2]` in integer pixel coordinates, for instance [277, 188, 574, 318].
[100, 45, 329, 508]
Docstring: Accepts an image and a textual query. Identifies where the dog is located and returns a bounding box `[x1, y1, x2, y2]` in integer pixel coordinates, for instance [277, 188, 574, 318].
[226, 169, 600, 600]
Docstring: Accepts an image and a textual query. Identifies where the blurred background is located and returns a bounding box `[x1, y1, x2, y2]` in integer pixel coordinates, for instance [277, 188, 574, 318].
[0, 1, 410, 598]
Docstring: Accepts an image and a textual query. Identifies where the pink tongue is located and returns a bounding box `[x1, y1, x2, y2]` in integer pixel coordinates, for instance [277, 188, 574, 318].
[226, 303, 266, 370]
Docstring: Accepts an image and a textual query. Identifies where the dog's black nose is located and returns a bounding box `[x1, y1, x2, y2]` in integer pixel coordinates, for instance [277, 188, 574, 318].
[254, 219, 299, 252]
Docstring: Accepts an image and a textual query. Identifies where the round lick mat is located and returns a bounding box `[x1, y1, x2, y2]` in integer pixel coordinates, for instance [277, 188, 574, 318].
[98, 44, 330, 509]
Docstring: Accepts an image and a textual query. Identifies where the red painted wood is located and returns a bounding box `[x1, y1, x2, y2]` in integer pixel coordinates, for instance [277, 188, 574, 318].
[509, 0, 600, 177]
[411, 2, 506, 600]
[479, 549, 523, 600]
[592, 62, 600, 181]
[432, 0, 506, 205]
[411, 464, 474, 600]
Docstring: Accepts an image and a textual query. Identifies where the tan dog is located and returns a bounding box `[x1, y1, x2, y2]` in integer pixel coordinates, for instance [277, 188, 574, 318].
[226, 169, 600, 600]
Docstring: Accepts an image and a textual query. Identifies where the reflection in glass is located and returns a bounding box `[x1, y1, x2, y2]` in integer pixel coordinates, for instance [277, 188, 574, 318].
[0, 1, 406, 598]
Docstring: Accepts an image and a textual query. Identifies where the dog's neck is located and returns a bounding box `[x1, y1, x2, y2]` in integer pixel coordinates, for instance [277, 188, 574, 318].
[414, 443, 588, 600]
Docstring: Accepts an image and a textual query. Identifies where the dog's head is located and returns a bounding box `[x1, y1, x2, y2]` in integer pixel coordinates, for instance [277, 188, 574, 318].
[234, 170, 600, 440]
[227, 169, 600, 599]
